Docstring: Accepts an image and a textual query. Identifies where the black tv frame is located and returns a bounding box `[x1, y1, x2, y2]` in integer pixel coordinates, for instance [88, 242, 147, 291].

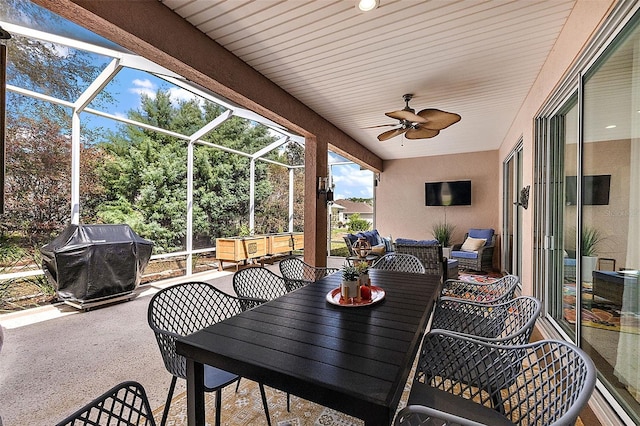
[565, 175, 611, 206]
[425, 180, 472, 206]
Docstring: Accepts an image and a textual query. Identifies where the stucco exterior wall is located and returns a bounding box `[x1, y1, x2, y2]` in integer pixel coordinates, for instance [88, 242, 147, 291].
[496, 0, 616, 294]
[376, 150, 500, 267]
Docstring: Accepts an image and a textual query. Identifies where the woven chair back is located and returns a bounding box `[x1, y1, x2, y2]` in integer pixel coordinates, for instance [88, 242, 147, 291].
[233, 266, 288, 301]
[147, 282, 244, 379]
[371, 253, 426, 274]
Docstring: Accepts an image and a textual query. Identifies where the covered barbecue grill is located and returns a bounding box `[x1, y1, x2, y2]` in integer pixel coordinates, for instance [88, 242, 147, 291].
[41, 224, 153, 309]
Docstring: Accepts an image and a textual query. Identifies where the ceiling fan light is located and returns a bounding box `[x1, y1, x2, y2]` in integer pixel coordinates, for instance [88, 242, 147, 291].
[357, 0, 379, 12]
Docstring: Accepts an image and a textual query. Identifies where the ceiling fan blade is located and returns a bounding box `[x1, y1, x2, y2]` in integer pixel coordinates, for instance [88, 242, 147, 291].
[385, 110, 427, 123]
[416, 109, 461, 130]
[378, 127, 408, 141]
[405, 126, 439, 139]
[363, 123, 400, 129]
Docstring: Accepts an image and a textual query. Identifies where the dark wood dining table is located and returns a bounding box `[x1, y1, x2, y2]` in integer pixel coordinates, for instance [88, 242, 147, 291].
[176, 268, 441, 425]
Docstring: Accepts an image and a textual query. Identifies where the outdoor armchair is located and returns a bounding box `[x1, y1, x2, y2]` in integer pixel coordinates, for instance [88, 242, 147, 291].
[55, 381, 156, 426]
[371, 253, 426, 274]
[450, 228, 496, 272]
[440, 274, 519, 304]
[278, 256, 340, 291]
[431, 295, 541, 346]
[147, 281, 271, 426]
[397, 331, 596, 426]
[394, 241, 446, 279]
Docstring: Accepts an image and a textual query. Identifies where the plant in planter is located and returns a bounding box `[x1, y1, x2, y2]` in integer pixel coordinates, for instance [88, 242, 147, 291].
[581, 226, 602, 257]
[355, 262, 370, 286]
[581, 226, 603, 283]
[432, 222, 455, 247]
[341, 265, 359, 301]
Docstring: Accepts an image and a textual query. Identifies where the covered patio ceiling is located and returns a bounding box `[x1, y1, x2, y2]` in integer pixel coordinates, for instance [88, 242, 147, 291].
[157, 0, 578, 161]
[31, 0, 579, 164]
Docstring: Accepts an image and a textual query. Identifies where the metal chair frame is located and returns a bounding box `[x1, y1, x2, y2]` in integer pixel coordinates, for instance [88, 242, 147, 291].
[55, 381, 156, 426]
[371, 253, 426, 274]
[232, 266, 292, 410]
[440, 274, 519, 304]
[397, 332, 596, 426]
[233, 266, 289, 302]
[147, 281, 270, 426]
[278, 256, 340, 291]
[431, 295, 541, 346]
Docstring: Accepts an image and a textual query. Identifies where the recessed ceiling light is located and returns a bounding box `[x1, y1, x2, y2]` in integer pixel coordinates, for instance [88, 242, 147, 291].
[606, 125, 617, 129]
[357, 0, 379, 12]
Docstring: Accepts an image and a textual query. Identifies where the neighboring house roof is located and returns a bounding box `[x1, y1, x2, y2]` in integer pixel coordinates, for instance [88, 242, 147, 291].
[333, 199, 373, 215]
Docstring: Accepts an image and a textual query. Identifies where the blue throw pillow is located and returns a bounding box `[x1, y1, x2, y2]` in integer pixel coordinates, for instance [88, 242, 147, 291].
[383, 237, 393, 252]
[468, 228, 494, 246]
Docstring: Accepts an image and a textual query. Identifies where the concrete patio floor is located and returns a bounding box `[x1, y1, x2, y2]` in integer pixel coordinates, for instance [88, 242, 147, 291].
[0, 256, 346, 425]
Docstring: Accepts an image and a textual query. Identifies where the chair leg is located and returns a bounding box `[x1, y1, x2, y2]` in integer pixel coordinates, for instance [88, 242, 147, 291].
[287, 392, 290, 412]
[215, 390, 222, 426]
[160, 375, 178, 426]
[235, 377, 241, 392]
[258, 383, 271, 426]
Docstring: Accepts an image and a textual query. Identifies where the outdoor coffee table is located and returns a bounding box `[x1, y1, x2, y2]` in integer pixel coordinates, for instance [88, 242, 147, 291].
[176, 269, 440, 426]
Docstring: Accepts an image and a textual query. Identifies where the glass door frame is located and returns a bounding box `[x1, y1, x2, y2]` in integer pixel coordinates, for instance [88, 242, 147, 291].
[502, 141, 524, 277]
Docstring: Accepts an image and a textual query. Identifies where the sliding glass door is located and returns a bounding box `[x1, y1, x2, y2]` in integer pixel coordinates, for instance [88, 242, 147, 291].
[543, 9, 640, 423]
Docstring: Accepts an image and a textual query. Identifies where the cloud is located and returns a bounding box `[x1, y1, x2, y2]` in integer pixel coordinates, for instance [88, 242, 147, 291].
[331, 163, 373, 199]
[168, 87, 199, 105]
[129, 78, 156, 98]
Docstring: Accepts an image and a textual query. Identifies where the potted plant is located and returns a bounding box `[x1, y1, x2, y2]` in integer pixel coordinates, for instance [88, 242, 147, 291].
[341, 266, 359, 301]
[432, 222, 455, 257]
[581, 226, 602, 283]
[355, 262, 370, 286]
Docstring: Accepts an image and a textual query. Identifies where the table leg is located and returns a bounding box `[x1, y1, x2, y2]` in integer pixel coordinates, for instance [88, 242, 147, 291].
[186, 359, 205, 425]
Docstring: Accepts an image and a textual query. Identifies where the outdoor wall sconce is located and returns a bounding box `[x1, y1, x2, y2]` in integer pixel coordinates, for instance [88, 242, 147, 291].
[514, 185, 530, 209]
[317, 176, 334, 204]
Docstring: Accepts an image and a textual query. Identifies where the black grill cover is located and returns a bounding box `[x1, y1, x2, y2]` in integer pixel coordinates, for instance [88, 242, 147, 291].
[41, 224, 153, 302]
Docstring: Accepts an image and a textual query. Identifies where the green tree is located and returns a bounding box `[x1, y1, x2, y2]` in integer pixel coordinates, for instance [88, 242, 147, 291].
[347, 213, 371, 232]
[1, 0, 110, 241]
[96, 90, 281, 252]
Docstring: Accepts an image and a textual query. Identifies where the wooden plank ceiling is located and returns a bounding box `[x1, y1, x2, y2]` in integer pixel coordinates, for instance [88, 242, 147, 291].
[160, 0, 576, 160]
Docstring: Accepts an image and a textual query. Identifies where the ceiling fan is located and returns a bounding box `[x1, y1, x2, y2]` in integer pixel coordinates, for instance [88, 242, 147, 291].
[372, 94, 461, 141]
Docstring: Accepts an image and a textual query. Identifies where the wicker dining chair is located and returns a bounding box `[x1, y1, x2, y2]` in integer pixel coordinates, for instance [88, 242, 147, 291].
[55, 381, 156, 426]
[371, 253, 426, 274]
[278, 256, 340, 291]
[431, 295, 541, 346]
[440, 273, 519, 304]
[396, 332, 596, 426]
[147, 282, 271, 426]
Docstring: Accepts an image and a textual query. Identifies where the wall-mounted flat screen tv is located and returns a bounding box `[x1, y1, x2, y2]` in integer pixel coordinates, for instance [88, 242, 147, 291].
[565, 175, 611, 205]
[425, 180, 472, 206]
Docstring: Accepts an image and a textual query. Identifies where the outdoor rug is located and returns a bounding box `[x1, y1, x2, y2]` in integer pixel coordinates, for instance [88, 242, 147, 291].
[154, 375, 413, 426]
[457, 272, 502, 284]
[562, 282, 640, 334]
[153, 364, 586, 426]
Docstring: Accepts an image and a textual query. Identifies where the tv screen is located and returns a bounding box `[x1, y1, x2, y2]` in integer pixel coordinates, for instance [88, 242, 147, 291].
[565, 175, 611, 205]
[425, 180, 472, 206]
